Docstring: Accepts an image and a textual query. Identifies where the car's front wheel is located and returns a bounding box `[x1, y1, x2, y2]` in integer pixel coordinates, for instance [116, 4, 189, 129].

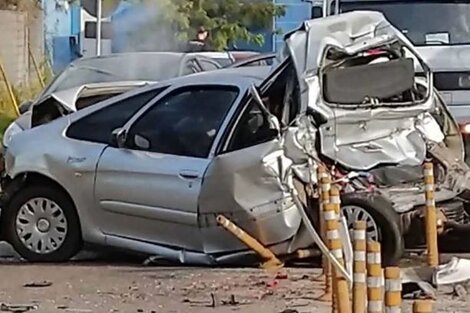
[4, 185, 82, 262]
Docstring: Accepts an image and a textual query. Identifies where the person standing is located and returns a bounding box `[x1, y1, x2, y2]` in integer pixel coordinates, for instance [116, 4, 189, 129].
[186, 26, 212, 52]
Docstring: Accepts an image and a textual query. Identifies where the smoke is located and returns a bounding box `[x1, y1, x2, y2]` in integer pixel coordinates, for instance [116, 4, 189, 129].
[112, 0, 183, 53]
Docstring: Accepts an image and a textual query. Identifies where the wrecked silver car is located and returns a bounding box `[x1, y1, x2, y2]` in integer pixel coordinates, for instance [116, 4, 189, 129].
[1, 11, 469, 265]
[281, 11, 470, 265]
[0, 65, 289, 263]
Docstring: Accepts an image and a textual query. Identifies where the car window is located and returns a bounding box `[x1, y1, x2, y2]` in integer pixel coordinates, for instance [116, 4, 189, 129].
[66, 88, 166, 144]
[126, 87, 238, 158]
[226, 99, 275, 152]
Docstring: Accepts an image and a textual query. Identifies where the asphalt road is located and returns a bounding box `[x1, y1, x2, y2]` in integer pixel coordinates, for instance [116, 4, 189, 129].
[1, 262, 470, 313]
[2, 242, 470, 313]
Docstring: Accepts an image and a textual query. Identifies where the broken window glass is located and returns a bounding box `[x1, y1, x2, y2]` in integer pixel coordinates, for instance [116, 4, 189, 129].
[66, 88, 165, 144]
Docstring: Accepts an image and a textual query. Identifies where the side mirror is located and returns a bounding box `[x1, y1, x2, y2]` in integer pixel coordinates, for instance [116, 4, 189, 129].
[19, 101, 33, 114]
[110, 128, 127, 148]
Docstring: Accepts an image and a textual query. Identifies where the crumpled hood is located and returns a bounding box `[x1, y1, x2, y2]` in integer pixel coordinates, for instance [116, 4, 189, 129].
[49, 80, 155, 112]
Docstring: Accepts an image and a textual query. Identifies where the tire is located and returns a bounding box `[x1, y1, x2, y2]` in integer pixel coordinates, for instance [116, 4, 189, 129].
[3, 185, 82, 262]
[341, 192, 404, 267]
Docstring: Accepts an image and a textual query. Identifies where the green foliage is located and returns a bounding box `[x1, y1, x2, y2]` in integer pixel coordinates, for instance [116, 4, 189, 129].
[130, 0, 286, 51]
[0, 115, 14, 140]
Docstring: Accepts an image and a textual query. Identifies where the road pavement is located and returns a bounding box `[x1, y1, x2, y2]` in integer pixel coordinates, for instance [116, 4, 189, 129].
[0, 261, 469, 313]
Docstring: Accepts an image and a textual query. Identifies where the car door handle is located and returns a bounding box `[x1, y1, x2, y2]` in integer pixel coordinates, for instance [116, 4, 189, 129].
[178, 170, 199, 180]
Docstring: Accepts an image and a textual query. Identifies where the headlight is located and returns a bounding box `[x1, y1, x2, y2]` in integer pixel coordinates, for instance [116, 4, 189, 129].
[2, 121, 23, 148]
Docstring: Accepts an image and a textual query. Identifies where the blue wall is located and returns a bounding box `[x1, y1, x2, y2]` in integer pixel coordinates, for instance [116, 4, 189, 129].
[42, 0, 81, 72]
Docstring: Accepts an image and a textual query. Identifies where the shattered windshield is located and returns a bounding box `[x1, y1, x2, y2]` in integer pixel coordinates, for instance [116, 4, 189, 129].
[340, 1, 470, 46]
[41, 53, 183, 97]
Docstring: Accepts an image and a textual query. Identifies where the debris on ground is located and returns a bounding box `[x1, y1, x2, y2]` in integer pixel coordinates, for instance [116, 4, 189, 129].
[56, 307, 92, 312]
[23, 281, 52, 288]
[0, 264, 469, 312]
[279, 309, 299, 313]
[275, 272, 289, 280]
[0, 303, 38, 313]
[402, 281, 437, 301]
[453, 284, 468, 300]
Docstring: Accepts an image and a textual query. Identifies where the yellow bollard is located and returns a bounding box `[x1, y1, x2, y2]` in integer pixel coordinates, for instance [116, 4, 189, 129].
[412, 300, 433, 313]
[367, 241, 384, 313]
[315, 166, 333, 303]
[315, 165, 327, 281]
[326, 188, 351, 313]
[216, 215, 283, 271]
[353, 221, 367, 313]
[385, 267, 402, 313]
[320, 169, 333, 294]
[330, 186, 340, 313]
[423, 162, 439, 268]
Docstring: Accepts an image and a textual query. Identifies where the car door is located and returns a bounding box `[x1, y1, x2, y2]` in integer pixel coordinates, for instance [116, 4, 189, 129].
[94, 85, 241, 251]
[197, 62, 306, 255]
[198, 97, 304, 255]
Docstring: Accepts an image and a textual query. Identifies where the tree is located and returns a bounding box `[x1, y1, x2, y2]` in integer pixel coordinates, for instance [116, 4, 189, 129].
[125, 0, 285, 51]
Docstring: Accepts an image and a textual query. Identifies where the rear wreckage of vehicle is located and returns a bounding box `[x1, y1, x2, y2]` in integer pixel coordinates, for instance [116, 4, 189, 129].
[2, 12, 470, 278]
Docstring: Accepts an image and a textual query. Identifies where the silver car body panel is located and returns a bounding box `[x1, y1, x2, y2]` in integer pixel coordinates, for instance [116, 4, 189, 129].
[198, 140, 305, 254]
[4, 69, 311, 264]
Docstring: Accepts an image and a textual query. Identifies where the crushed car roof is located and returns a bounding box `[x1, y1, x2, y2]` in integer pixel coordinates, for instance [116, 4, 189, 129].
[156, 65, 272, 87]
[70, 52, 188, 64]
[283, 10, 415, 75]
